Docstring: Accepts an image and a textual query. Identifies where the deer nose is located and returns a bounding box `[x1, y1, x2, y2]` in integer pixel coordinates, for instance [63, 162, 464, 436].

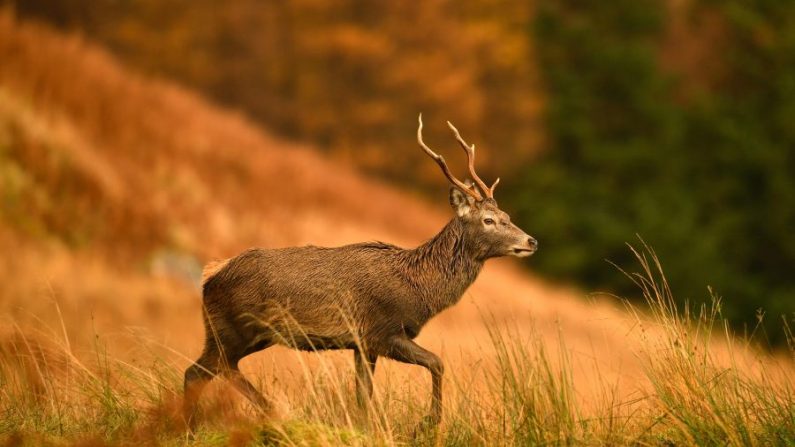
[527, 237, 538, 249]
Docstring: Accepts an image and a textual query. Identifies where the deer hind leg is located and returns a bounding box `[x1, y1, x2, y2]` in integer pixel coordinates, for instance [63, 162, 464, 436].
[183, 346, 222, 431]
[354, 348, 378, 409]
[184, 330, 274, 429]
[223, 365, 272, 414]
[219, 331, 276, 415]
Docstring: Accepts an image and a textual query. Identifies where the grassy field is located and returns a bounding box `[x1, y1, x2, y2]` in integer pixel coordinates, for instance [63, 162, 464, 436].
[2, 247, 793, 446]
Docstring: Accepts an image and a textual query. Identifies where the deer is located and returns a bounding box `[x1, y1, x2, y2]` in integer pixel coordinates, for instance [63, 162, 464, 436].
[183, 115, 537, 431]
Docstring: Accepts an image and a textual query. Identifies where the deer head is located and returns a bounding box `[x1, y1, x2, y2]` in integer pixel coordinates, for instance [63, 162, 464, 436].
[417, 115, 538, 260]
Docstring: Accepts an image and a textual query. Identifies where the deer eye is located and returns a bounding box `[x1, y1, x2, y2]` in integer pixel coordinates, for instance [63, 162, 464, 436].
[483, 218, 495, 225]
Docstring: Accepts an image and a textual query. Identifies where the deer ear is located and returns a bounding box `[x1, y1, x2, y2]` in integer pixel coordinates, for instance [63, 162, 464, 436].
[449, 187, 475, 217]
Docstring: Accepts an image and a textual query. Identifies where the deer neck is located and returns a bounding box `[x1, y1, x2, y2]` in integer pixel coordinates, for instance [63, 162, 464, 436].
[403, 218, 483, 315]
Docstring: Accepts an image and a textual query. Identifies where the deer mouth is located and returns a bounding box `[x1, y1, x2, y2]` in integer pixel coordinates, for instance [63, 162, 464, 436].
[510, 247, 536, 257]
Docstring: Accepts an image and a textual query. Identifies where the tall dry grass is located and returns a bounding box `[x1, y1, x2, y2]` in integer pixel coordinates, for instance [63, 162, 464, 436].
[1, 246, 793, 446]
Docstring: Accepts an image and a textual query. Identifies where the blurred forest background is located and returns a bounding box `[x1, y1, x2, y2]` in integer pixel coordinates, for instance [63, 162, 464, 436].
[5, 0, 795, 343]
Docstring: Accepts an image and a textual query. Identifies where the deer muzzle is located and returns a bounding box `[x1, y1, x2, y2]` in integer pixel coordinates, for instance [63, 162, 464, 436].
[510, 236, 537, 258]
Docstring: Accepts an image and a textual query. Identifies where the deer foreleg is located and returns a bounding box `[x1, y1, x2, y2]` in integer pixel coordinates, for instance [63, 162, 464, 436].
[383, 337, 444, 426]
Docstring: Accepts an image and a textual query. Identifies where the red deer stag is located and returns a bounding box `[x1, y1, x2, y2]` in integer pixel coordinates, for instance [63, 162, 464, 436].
[183, 115, 537, 429]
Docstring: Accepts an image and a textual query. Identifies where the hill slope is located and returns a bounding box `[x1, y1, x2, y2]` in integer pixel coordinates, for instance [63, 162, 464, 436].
[0, 11, 789, 434]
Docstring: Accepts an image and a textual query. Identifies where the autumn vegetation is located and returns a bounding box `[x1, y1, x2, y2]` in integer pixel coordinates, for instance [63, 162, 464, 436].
[1, 6, 794, 446]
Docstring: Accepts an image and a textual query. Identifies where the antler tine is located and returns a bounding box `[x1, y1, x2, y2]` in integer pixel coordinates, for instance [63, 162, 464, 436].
[489, 177, 500, 196]
[446, 121, 497, 199]
[418, 115, 482, 200]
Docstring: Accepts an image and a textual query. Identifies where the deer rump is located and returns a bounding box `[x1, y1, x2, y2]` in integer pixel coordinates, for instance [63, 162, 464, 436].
[200, 243, 423, 353]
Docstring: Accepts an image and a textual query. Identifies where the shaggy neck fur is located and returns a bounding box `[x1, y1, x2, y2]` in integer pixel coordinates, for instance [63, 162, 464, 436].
[399, 218, 484, 317]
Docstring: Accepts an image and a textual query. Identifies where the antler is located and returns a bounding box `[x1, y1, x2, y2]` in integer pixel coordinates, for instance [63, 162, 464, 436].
[446, 121, 500, 199]
[417, 115, 483, 201]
